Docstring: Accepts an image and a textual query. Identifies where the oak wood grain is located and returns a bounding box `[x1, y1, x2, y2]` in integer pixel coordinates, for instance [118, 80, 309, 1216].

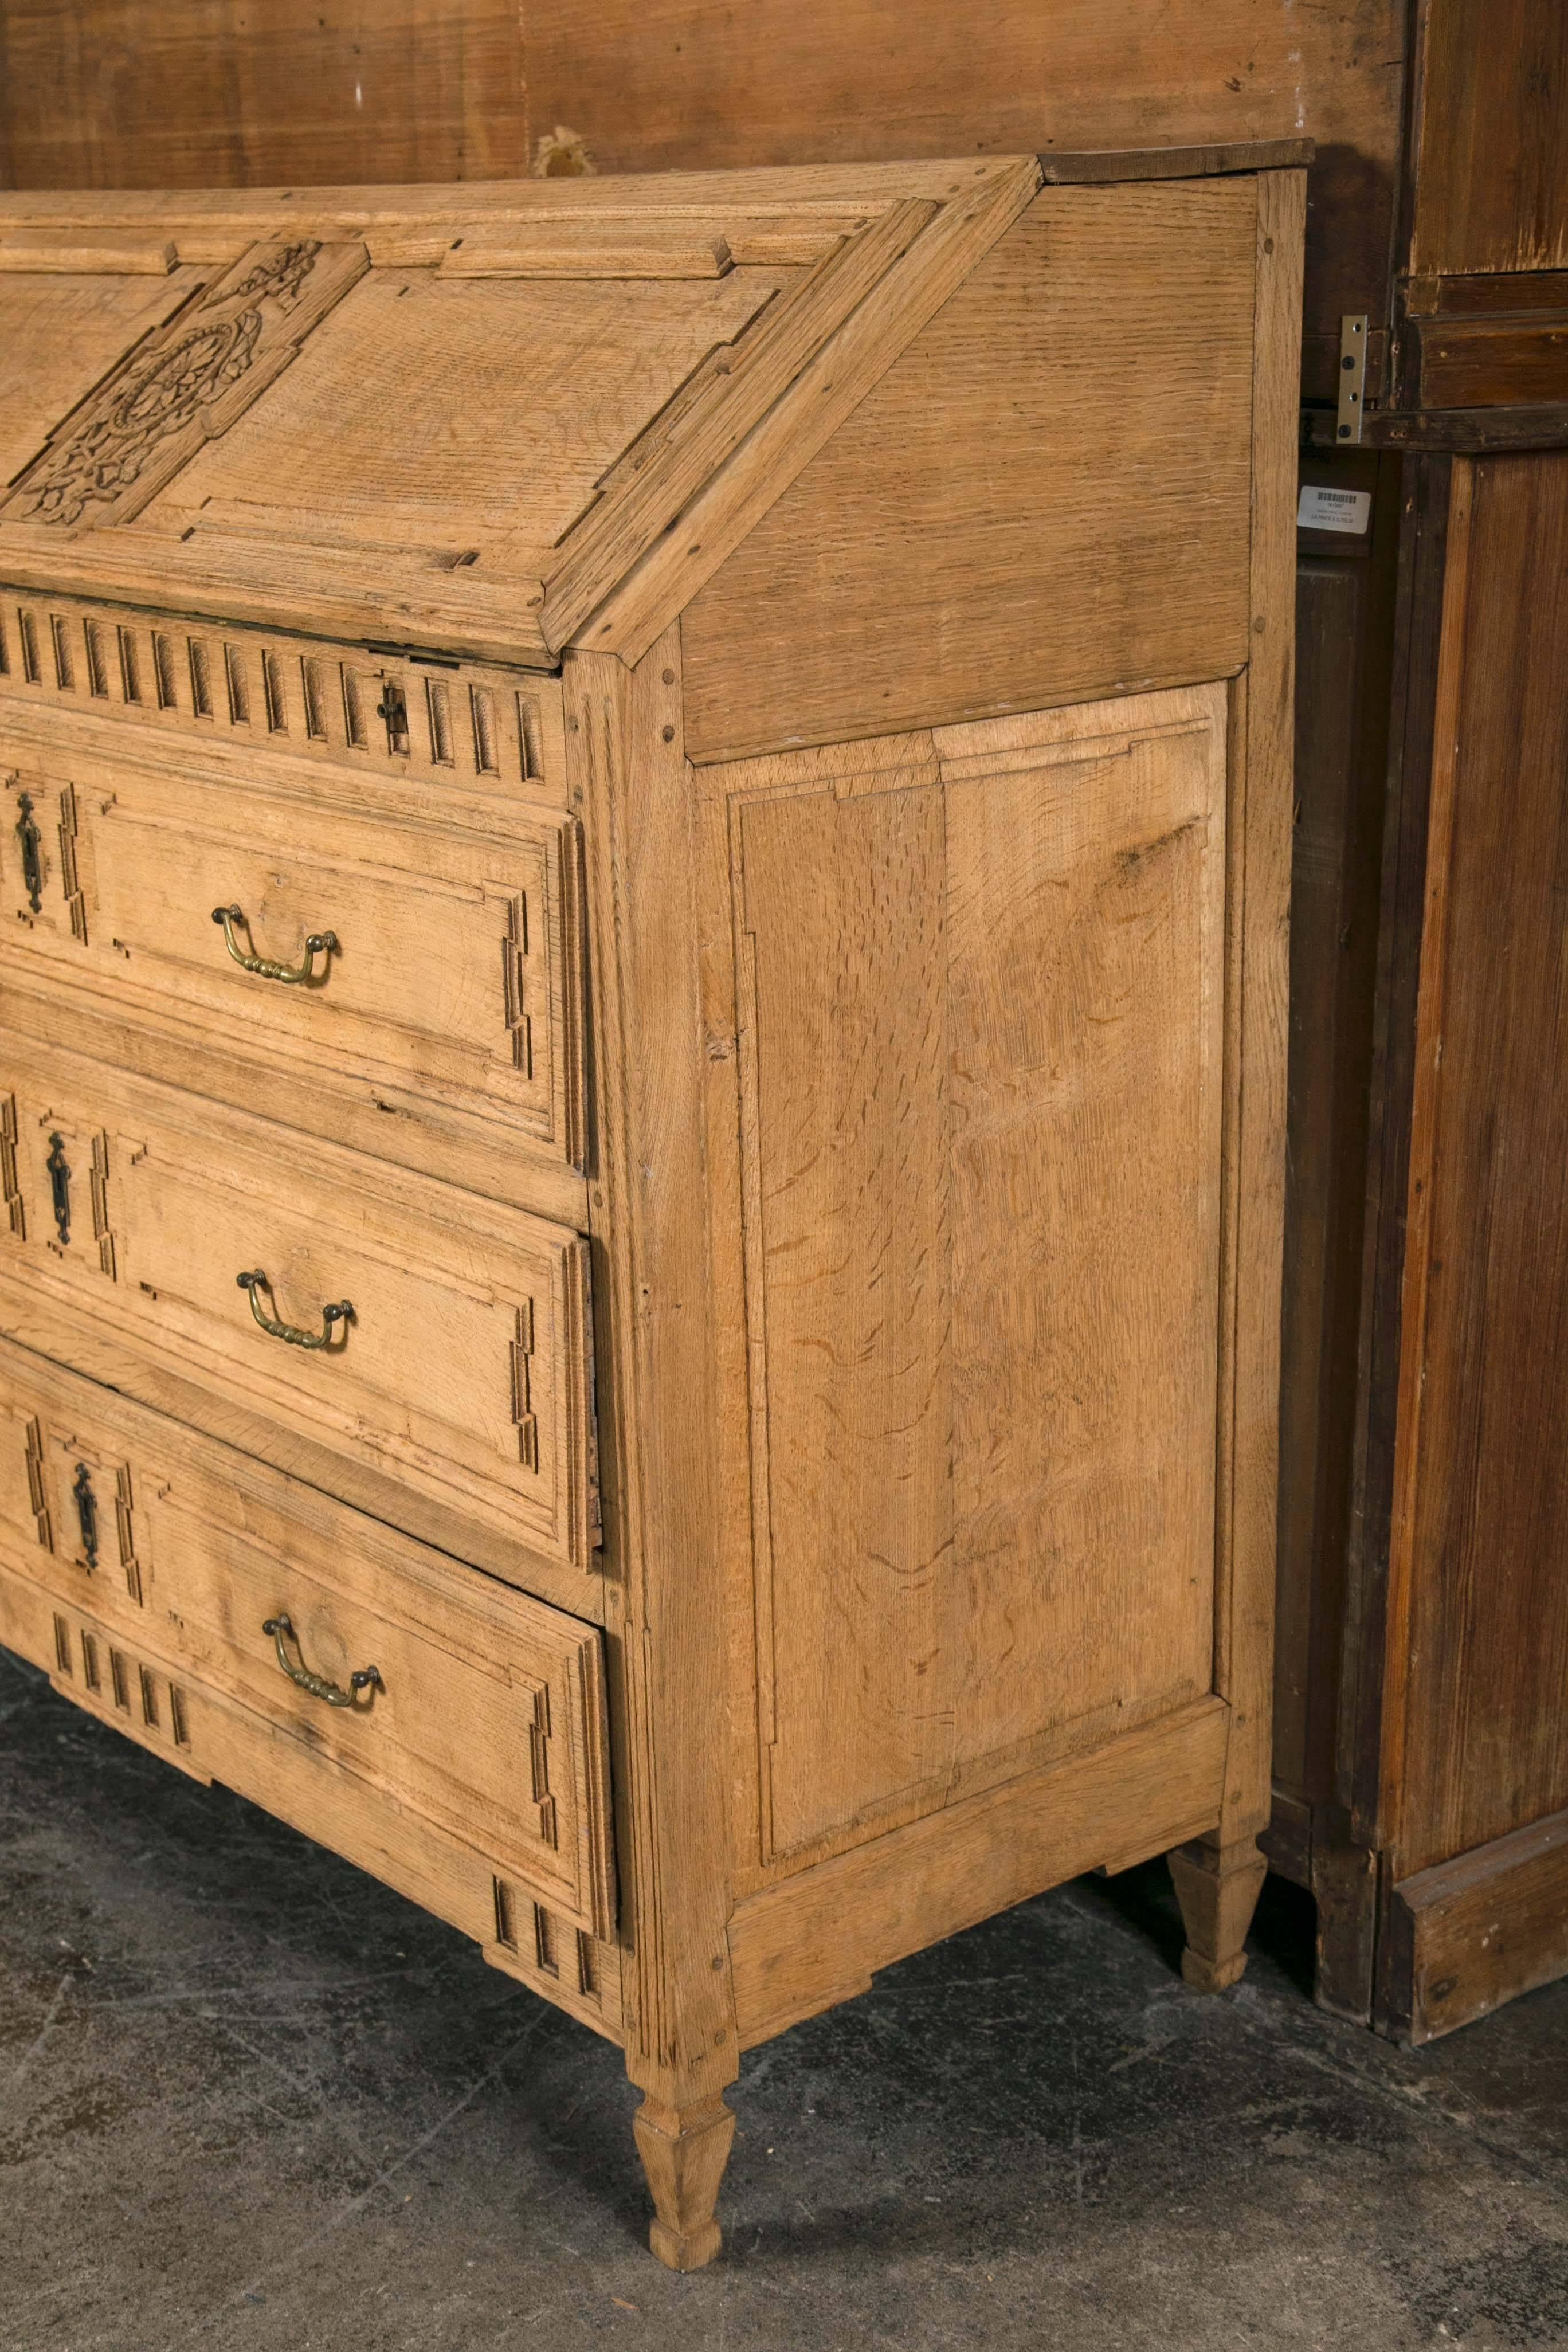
[0, 1554, 623, 2041]
[728, 1700, 1227, 2048]
[0, 1334, 615, 1937]
[0, 1027, 599, 1572]
[567, 636, 740, 2130]
[1208, 169, 1306, 1850]
[704, 687, 1229, 1872]
[679, 181, 1257, 762]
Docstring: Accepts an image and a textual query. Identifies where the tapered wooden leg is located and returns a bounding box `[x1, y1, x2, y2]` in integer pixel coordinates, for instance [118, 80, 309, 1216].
[633, 2093, 736, 2271]
[1168, 1834, 1268, 1992]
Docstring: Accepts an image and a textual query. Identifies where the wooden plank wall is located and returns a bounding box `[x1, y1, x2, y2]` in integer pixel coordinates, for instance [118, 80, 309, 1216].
[524, 0, 1404, 401]
[0, 0, 1405, 403]
[0, 1, 530, 187]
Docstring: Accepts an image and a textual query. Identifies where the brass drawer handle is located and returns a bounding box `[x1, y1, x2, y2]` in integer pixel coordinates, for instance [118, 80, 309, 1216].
[237, 1268, 354, 1350]
[262, 1614, 380, 1709]
[212, 903, 337, 985]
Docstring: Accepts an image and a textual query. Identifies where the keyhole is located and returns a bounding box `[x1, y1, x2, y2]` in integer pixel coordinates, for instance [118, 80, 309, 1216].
[375, 681, 409, 755]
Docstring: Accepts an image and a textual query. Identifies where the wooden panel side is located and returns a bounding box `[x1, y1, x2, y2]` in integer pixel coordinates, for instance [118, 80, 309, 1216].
[1386, 452, 1568, 1879]
[679, 181, 1257, 763]
[705, 684, 1229, 1879]
[728, 1699, 1228, 2049]
[1409, 0, 1568, 278]
[939, 699, 1227, 1785]
[730, 762, 955, 1857]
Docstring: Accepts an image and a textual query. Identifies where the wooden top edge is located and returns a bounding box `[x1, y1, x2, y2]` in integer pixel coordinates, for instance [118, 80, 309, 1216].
[0, 532, 558, 672]
[0, 157, 1036, 232]
[1037, 139, 1315, 183]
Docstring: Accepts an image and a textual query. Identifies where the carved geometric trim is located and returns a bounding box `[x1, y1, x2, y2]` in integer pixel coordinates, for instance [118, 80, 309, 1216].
[115, 1462, 143, 1605]
[511, 1297, 539, 1471]
[46, 1596, 201, 1772]
[0, 1094, 23, 1238]
[57, 782, 87, 943]
[527, 1684, 559, 1850]
[1, 237, 370, 535]
[89, 1130, 116, 1279]
[0, 594, 559, 801]
[23, 1414, 52, 1550]
[497, 889, 534, 1075]
[487, 1876, 617, 2039]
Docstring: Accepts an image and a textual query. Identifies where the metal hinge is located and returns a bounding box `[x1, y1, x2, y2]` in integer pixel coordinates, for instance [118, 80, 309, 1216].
[1336, 314, 1368, 444]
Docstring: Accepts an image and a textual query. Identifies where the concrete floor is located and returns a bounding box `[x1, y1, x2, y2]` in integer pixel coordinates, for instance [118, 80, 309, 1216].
[2, 1641, 1567, 2352]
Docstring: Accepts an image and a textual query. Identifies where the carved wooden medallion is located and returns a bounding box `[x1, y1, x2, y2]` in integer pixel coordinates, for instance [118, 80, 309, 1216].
[1, 237, 370, 535]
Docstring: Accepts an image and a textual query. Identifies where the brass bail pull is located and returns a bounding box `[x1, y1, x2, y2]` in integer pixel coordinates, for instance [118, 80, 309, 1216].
[237, 1268, 354, 1350]
[213, 903, 337, 985]
[261, 1614, 380, 1710]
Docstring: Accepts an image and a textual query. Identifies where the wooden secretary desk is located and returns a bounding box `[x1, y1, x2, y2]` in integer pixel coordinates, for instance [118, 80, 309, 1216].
[0, 147, 1303, 2267]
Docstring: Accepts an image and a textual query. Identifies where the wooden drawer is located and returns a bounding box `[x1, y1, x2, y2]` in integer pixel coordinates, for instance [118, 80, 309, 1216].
[0, 1028, 599, 1575]
[0, 695, 586, 1186]
[0, 1344, 619, 2034]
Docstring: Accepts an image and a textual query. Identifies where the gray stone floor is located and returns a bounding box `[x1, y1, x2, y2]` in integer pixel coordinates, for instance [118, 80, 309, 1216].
[2, 1641, 1566, 2352]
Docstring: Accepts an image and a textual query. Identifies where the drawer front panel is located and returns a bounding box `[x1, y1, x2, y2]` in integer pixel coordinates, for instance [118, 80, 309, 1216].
[0, 1029, 599, 1569]
[0, 1567, 621, 2039]
[0, 1339, 616, 1942]
[0, 728, 586, 1175]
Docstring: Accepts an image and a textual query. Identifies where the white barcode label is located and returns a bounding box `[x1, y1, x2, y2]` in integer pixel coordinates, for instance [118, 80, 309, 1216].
[1297, 484, 1373, 534]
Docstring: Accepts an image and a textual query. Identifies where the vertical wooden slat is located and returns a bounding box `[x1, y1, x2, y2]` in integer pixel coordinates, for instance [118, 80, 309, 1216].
[1212, 167, 1306, 1844]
